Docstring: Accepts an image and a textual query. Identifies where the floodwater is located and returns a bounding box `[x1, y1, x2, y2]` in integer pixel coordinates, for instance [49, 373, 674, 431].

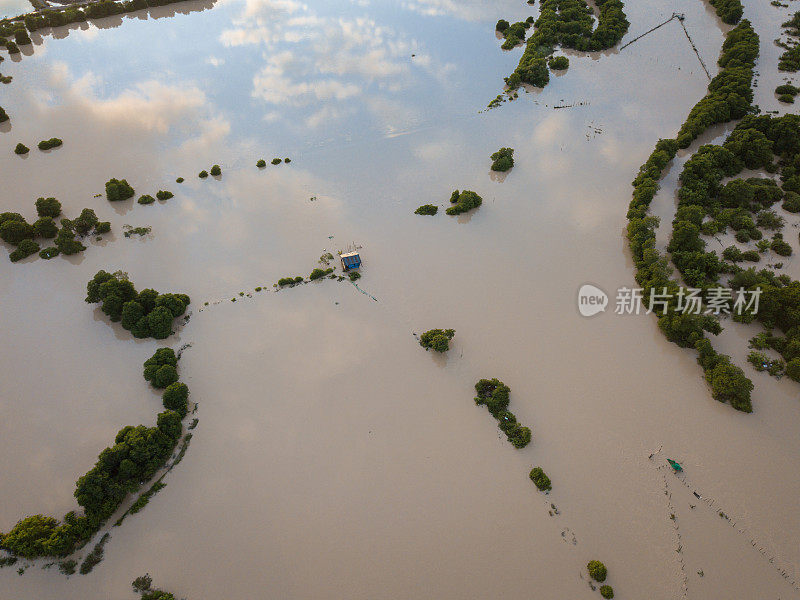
[0, 0, 799, 598]
[0, 0, 29, 19]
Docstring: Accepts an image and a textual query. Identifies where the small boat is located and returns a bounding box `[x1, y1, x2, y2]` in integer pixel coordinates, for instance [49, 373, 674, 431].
[667, 459, 683, 472]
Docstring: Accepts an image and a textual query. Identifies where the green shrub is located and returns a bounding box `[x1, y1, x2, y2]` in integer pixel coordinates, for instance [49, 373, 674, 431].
[776, 84, 799, 96]
[309, 267, 333, 280]
[284, 158, 291, 163]
[138, 195, 155, 205]
[419, 328, 455, 352]
[271, 158, 281, 165]
[491, 147, 514, 172]
[772, 236, 792, 256]
[277, 276, 302, 286]
[73, 208, 98, 236]
[600, 585, 614, 599]
[33, 217, 58, 238]
[0, 219, 33, 244]
[741, 250, 760, 262]
[95, 221, 111, 234]
[0, 106, 8, 122]
[587, 560, 607, 582]
[162, 382, 189, 417]
[198, 170, 208, 178]
[414, 204, 438, 215]
[496, 19, 509, 32]
[9, 239, 39, 262]
[37, 138, 63, 151]
[106, 178, 135, 202]
[257, 159, 266, 168]
[14, 143, 29, 155]
[529, 467, 552, 491]
[446, 190, 483, 215]
[348, 271, 361, 281]
[176, 177, 184, 183]
[779, 94, 795, 104]
[787, 358, 800, 381]
[210, 164, 221, 176]
[548, 55, 569, 70]
[35, 197, 61, 218]
[474, 378, 532, 448]
[156, 190, 173, 201]
[783, 191, 800, 212]
[39, 246, 59, 259]
[54, 224, 86, 255]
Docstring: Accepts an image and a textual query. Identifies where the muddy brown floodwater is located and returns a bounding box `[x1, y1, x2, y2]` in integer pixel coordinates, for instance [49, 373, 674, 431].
[1, 0, 799, 598]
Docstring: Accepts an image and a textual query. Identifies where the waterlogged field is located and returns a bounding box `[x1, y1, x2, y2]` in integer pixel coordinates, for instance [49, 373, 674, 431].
[1, 0, 800, 598]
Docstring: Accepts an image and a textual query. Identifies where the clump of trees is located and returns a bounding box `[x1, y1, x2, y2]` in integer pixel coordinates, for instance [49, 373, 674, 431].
[474, 378, 532, 448]
[708, 0, 743, 24]
[14, 143, 29, 155]
[529, 467, 552, 491]
[498, 20, 530, 50]
[779, 12, 800, 71]
[309, 267, 334, 280]
[675, 20, 758, 148]
[156, 190, 173, 201]
[106, 178, 135, 202]
[776, 84, 799, 103]
[278, 276, 303, 286]
[419, 328, 455, 352]
[86, 270, 190, 339]
[414, 204, 438, 215]
[32, 216, 58, 238]
[548, 56, 569, 70]
[446, 189, 482, 215]
[37, 138, 63, 151]
[505, 0, 628, 90]
[490, 147, 514, 172]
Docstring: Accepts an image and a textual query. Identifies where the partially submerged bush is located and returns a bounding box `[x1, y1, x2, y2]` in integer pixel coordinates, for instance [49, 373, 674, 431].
[348, 271, 361, 281]
[257, 159, 266, 168]
[271, 158, 281, 165]
[37, 138, 62, 151]
[73, 208, 98, 236]
[548, 56, 569, 70]
[144, 348, 179, 389]
[587, 560, 607, 582]
[0, 218, 33, 244]
[14, 143, 29, 155]
[176, 177, 184, 183]
[39, 246, 60, 259]
[162, 382, 189, 417]
[210, 164, 221, 176]
[156, 190, 173, 201]
[138, 195, 156, 205]
[9, 239, 39, 262]
[106, 178, 135, 202]
[490, 147, 514, 172]
[277, 276, 303, 286]
[446, 190, 483, 215]
[35, 197, 61, 218]
[419, 328, 455, 352]
[414, 204, 438, 215]
[309, 267, 334, 280]
[474, 378, 531, 448]
[198, 170, 208, 178]
[529, 467, 552, 491]
[599, 585, 614, 599]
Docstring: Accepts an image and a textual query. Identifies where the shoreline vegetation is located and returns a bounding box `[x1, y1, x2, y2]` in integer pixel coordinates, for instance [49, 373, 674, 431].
[504, 0, 629, 91]
[625, 11, 763, 412]
[0, 339, 191, 563]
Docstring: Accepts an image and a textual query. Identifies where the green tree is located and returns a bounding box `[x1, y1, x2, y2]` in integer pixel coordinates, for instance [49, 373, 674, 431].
[600, 585, 614, 599]
[105, 178, 135, 202]
[529, 467, 552, 491]
[9, 239, 39, 262]
[73, 208, 99, 236]
[419, 328, 455, 352]
[33, 217, 58, 238]
[587, 560, 607, 582]
[0, 515, 60, 558]
[490, 147, 515, 172]
[0, 219, 34, 244]
[162, 382, 189, 417]
[14, 143, 29, 155]
[210, 164, 221, 176]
